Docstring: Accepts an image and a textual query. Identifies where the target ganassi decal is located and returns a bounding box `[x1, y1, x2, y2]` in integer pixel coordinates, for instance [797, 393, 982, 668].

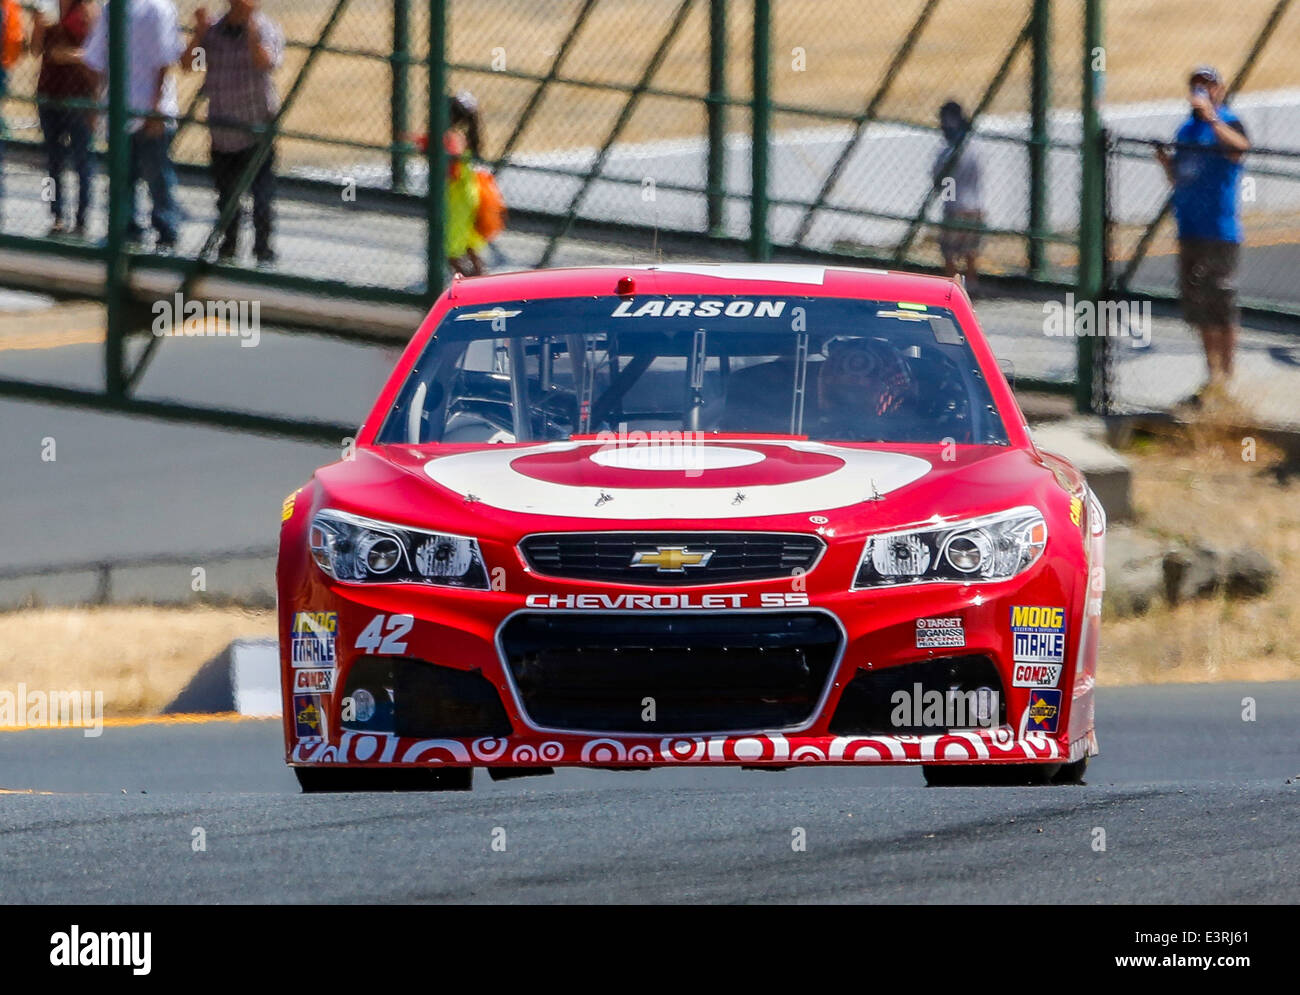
[423, 440, 931, 518]
[291, 728, 1070, 766]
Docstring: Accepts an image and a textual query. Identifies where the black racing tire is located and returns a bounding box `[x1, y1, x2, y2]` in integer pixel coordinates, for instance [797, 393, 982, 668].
[1051, 756, 1089, 784]
[922, 762, 1061, 787]
[487, 766, 555, 782]
[294, 766, 473, 793]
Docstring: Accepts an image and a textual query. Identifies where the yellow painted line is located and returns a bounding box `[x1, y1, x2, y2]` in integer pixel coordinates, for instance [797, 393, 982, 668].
[1141, 228, 1300, 259]
[0, 788, 56, 795]
[0, 711, 277, 733]
[0, 327, 105, 352]
[0, 316, 238, 352]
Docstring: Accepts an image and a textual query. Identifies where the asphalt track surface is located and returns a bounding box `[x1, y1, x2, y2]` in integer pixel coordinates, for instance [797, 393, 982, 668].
[0, 683, 1296, 904]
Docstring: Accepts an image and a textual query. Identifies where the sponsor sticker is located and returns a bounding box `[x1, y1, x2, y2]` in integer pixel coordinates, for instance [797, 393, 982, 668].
[916, 616, 965, 649]
[1070, 496, 1082, 528]
[294, 693, 326, 741]
[293, 668, 335, 693]
[454, 308, 523, 322]
[281, 492, 296, 522]
[1025, 688, 1062, 733]
[523, 592, 808, 609]
[1010, 605, 1066, 664]
[874, 309, 930, 322]
[291, 611, 338, 667]
[610, 299, 787, 320]
[1012, 662, 1063, 688]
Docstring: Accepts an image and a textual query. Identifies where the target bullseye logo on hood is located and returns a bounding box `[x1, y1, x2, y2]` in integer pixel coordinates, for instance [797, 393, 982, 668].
[512, 443, 843, 488]
[423, 440, 932, 519]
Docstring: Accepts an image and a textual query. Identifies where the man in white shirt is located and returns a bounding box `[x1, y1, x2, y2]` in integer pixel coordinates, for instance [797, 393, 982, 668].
[84, 0, 185, 250]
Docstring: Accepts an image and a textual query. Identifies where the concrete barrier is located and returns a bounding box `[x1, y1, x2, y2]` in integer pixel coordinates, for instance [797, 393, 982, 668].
[165, 637, 281, 717]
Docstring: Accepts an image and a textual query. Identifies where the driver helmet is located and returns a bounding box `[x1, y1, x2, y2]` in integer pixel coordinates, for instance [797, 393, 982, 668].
[818, 336, 916, 417]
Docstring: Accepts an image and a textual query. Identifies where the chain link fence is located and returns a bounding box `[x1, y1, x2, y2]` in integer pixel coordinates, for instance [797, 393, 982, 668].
[0, 0, 1297, 435]
[1094, 0, 1300, 421]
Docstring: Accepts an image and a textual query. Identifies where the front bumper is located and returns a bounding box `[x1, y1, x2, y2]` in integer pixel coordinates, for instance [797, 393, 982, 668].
[291, 726, 1093, 767]
[282, 566, 1099, 768]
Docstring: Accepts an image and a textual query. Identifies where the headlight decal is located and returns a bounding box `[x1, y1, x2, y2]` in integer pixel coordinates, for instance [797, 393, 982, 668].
[853, 506, 1047, 589]
[309, 509, 490, 589]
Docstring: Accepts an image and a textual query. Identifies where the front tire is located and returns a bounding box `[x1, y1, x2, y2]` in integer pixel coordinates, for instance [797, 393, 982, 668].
[923, 763, 1060, 786]
[294, 766, 473, 793]
[1051, 756, 1088, 784]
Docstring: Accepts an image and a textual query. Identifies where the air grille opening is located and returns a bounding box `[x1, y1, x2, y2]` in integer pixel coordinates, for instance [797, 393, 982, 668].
[501, 611, 841, 733]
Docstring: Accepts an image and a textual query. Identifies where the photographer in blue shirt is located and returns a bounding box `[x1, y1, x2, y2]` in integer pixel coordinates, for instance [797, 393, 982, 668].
[1156, 66, 1250, 399]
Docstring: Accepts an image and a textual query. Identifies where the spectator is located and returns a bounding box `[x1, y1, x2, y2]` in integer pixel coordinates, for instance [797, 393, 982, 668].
[0, 0, 31, 212]
[181, 0, 284, 265]
[32, 0, 100, 237]
[1156, 66, 1251, 397]
[933, 100, 984, 293]
[445, 91, 485, 277]
[83, 0, 184, 252]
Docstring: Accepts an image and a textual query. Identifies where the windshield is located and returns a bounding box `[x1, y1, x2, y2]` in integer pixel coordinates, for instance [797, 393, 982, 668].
[376, 295, 1008, 446]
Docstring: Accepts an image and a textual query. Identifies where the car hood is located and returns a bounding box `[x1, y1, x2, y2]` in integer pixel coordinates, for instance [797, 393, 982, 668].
[416, 438, 933, 519]
[318, 437, 1056, 539]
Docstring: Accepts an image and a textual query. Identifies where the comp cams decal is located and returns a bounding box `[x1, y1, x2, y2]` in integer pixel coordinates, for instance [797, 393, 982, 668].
[293, 668, 336, 693]
[1010, 605, 1066, 665]
[1012, 662, 1063, 688]
[916, 617, 964, 649]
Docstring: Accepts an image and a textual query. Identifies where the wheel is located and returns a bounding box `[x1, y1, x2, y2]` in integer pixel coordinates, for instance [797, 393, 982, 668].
[1051, 756, 1089, 784]
[294, 766, 473, 793]
[487, 766, 554, 782]
[922, 763, 1061, 786]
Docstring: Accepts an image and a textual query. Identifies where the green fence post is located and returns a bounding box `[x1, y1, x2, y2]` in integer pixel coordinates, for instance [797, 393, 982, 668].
[104, 0, 130, 398]
[1076, 0, 1104, 413]
[426, 0, 448, 300]
[706, 0, 727, 235]
[750, 0, 770, 261]
[1028, 0, 1051, 277]
[391, 0, 411, 192]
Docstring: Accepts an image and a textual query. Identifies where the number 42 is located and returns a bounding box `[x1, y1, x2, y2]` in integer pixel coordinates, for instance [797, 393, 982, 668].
[355, 613, 414, 654]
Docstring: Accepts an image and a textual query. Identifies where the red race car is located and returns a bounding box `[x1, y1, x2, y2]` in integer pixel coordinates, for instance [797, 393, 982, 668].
[278, 264, 1104, 791]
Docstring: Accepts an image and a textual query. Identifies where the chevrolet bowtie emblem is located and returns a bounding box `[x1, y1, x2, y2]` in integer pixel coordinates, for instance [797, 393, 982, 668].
[630, 546, 714, 572]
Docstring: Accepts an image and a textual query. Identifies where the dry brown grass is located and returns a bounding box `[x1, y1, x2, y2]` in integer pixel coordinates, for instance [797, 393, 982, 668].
[1098, 422, 1300, 686]
[0, 605, 276, 719]
[7, 0, 1298, 170]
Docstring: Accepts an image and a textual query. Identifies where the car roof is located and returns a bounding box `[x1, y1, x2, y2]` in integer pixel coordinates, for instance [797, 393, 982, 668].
[365, 262, 1027, 450]
[443, 263, 964, 309]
